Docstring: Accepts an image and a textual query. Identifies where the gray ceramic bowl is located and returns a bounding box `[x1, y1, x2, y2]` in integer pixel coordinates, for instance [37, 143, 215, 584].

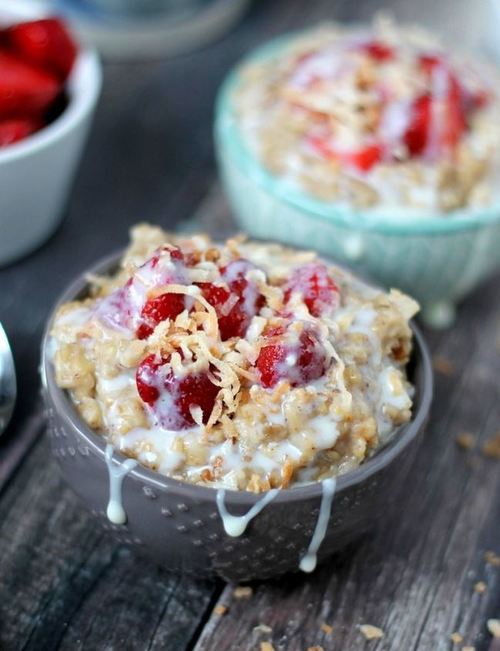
[41, 252, 433, 581]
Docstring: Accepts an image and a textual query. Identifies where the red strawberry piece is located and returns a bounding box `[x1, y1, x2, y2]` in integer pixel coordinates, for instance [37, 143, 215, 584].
[358, 40, 395, 62]
[198, 259, 264, 340]
[135, 246, 188, 339]
[0, 117, 41, 147]
[256, 324, 329, 389]
[416, 55, 467, 153]
[442, 77, 467, 149]
[418, 53, 444, 74]
[149, 245, 184, 266]
[136, 293, 186, 340]
[136, 354, 163, 405]
[284, 262, 340, 317]
[470, 89, 489, 109]
[136, 353, 219, 430]
[0, 51, 60, 119]
[404, 94, 432, 156]
[308, 134, 383, 172]
[342, 143, 383, 171]
[96, 246, 187, 335]
[6, 18, 78, 82]
[460, 87, 490, 113]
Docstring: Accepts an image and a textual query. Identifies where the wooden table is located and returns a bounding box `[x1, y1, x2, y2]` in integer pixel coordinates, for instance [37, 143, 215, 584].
[1, 1, 499, 649]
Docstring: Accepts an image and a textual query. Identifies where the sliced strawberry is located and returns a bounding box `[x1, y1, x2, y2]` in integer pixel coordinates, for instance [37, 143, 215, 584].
[256, 324, 329, 389]
[358, 40, 395, 62]
[136, 354, 163, 405]
[416, 55, 467, 153]
[134, 246, 188, 339]
[136, 353, 219, 430]
[418, 53, 444, 74]
[149, 245, 184, 266]
[470, 89, 490, 109]
[308, 134, 383, 172]
[136, 293, 186, 340]
[6, 18, 78, 82]
[198, 259, 264, 340]
[0, 52, 60, 119]
[404, 94, 431, 156]
[0, 117, 41, 147]
[443, 75, 467, 149]
[339, 144, 383, 171]
[96, 246, 187, 335]
[284, 262, 340, 317]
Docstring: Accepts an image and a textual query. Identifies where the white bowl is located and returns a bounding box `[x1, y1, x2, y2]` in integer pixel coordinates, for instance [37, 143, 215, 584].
[0, 4, 102, 266]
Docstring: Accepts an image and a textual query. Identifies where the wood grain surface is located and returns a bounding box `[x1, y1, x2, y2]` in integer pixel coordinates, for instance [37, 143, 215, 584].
[0, 1, 499, 649]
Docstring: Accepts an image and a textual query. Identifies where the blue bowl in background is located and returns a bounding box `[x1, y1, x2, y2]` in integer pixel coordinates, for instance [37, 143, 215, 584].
[214, 32, 500, 328]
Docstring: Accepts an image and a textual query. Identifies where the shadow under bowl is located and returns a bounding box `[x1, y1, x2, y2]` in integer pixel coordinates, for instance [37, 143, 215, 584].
[41, 252, 433, 581]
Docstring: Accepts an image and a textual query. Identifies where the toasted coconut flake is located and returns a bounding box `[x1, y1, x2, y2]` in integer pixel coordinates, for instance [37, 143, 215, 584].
[260, 642, 275, 651]
[360, 624, 384, 640]
[389, 289, 419, 320]
[254, 624, 273, 634]
[450, 632, 463, 644]
[482, 433, 500, 460]
[485, 551, 500, 567]
[456, 432, 476, 450]
[320, 623, 334, 635]
[474, 581, 487, 594]
[213, 604, 228, 616]
[233, 586, 253, 599]
[487, 619, 500, 638]
[432, 355, 454, 376]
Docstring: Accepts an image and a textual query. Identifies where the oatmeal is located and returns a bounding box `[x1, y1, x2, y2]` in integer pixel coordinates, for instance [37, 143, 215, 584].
[50, 224, 418, 492]
[233, 18, 500, 214]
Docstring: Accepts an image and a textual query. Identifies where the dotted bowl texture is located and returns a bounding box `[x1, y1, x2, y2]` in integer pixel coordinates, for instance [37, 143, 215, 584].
[40, 253, 433, 581]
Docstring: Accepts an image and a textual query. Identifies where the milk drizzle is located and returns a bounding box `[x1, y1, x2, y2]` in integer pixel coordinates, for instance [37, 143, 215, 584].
[216, 488, 279, 537]
[299, 477, 337, 573]
[104, 444, 138, 525]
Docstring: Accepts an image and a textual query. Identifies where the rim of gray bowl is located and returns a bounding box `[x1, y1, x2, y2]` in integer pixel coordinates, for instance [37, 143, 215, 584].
[41, 251, 434, 506]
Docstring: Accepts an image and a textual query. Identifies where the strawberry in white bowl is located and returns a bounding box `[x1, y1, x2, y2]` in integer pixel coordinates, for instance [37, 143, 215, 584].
[0, 7, 101, 266]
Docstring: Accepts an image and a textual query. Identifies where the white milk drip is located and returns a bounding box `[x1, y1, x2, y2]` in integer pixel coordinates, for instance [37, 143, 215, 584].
[104, 444, 138, 525]
[299, 477, 337, 573]
[216, 488, 280, 537]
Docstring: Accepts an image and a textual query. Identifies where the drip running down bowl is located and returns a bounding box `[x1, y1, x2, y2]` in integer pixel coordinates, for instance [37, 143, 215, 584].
[40, 252, 433, 581]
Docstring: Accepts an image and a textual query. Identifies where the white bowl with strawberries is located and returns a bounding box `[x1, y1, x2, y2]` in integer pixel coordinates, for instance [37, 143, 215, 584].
[0, 4, 101, 266]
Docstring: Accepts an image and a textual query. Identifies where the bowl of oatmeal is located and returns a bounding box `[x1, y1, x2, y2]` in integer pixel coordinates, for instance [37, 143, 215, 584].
[41, 224, 432, 580]
[215, 19, 500, 327]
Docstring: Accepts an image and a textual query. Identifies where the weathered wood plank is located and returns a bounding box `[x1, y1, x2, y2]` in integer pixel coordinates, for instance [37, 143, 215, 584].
[192, 272, 500, 651]
[0, 436, 219, 651]
[0, 411, 43, 495]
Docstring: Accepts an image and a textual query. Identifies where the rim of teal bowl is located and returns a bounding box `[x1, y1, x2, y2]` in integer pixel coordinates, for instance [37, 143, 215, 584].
[214, 31, 500, 237]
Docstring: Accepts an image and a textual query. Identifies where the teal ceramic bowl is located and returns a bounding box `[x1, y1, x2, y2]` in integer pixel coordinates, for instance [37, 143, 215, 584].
[214, 33, 500, 328]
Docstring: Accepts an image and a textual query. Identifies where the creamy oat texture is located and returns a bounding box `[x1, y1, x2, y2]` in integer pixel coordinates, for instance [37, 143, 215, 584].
[51, 224, 418, 492]
[234, 18, 500, 214]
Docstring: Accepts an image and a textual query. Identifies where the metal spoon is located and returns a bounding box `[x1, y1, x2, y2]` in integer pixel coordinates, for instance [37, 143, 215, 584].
[0, 322, 16, 435]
